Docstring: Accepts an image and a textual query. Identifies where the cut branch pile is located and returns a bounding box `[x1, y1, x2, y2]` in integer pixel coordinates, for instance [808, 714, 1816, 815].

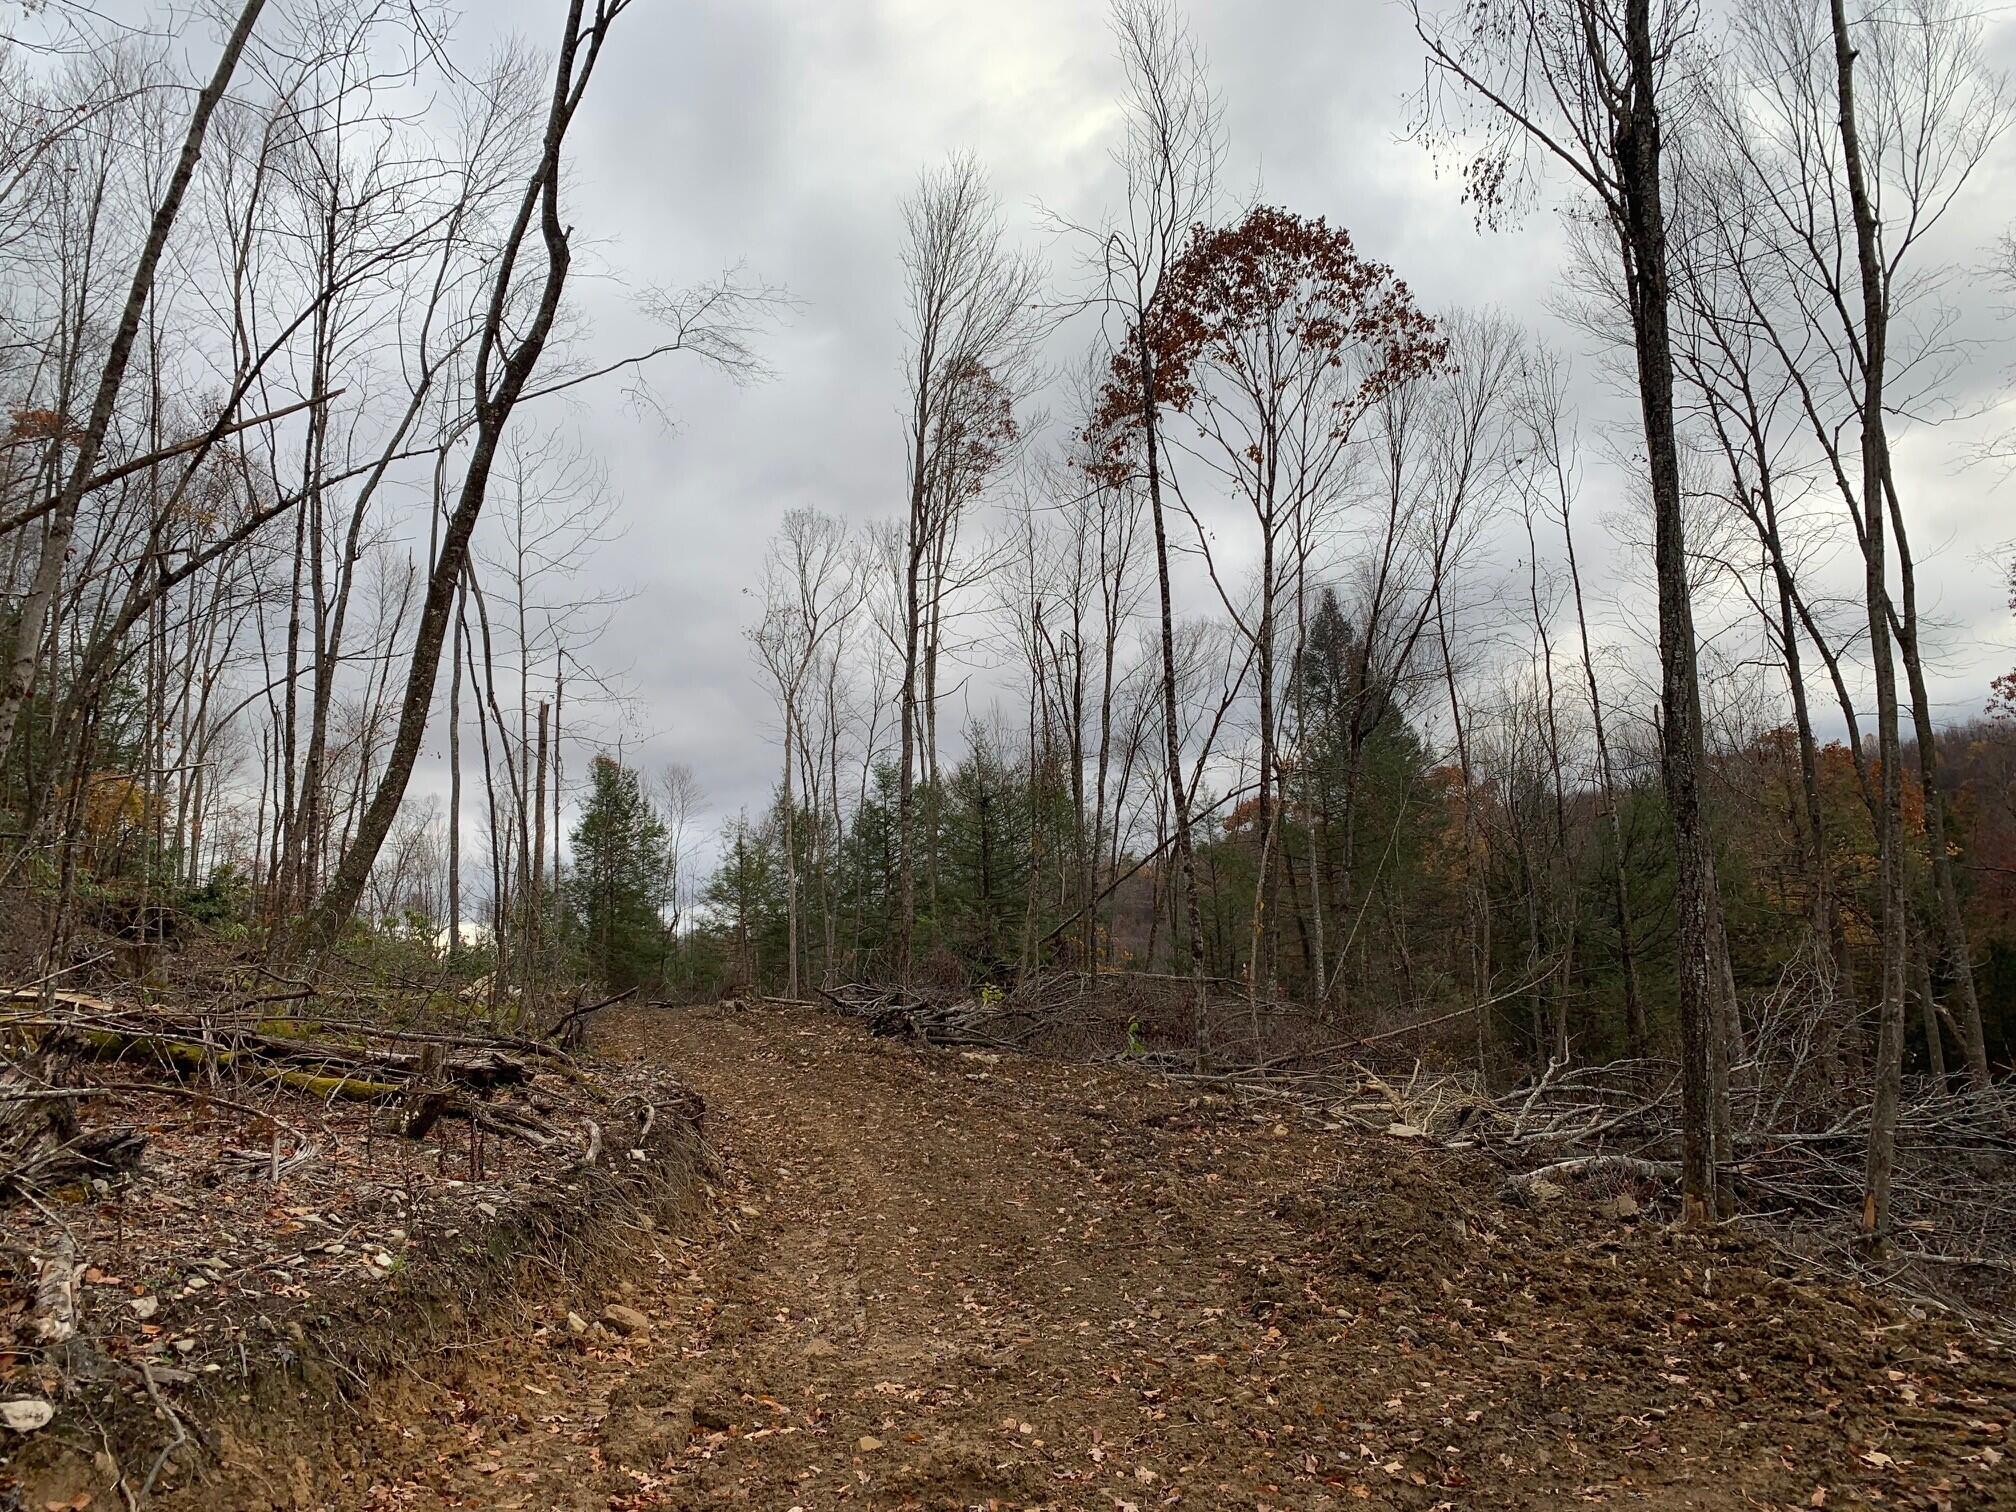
[815, 982, 1044, 1049]
[0, 984, 583, 1201]
[1449, 1056, 2016, 1325]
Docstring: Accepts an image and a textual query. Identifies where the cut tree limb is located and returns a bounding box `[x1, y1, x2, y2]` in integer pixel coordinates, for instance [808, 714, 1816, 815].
[545, 986, 636, 1048]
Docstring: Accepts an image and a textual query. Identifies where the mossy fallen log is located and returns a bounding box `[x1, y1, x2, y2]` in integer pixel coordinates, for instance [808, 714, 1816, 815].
[54, 1017, 521, 1091]
[273, 1068, 403, 1102]
[8, 991, 534, 1087]
[65, 1028, 406, 1103]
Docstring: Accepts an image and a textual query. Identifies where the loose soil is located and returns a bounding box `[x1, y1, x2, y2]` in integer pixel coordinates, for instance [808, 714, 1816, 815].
[317, 1002, 2012, 1510]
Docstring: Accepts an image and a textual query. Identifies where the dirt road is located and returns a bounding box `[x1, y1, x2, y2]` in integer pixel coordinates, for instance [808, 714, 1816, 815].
[352, 1003, 2013, 1510]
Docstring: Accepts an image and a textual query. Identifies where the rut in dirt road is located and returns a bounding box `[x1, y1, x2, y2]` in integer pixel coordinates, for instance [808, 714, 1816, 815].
[363, 1002, 2014, 1511]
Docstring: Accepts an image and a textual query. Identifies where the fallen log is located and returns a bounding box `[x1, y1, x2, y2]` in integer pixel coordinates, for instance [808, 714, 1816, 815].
[398, 1044, 449, 1139]
[274, 1067, 403, 1102]
[7, 989, 548, 1084]
[387, 1087, 555, 1148]
[242, 1029, 528, 1089]
[1, 1059, 146, 1197]
[55, 1023, 524, 1099]
[397, 1084, 456, 1140]
[253, 1014, 570, 1064]
[0, 1058, 69, 1151]
[2, 987, 119, 1015]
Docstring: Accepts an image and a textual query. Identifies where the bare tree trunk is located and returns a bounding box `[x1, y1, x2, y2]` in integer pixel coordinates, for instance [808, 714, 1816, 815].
[1882, 467, 1990, 1088]
[1140, 348, 1209, 1062]
[529, 694, 548, 992]
[1748, 461, 1855, 1035]
[1435, 588, 1490, 1078]
[1524, 507, 1574, 1065]
[1913, 915, 1946, 1086]
[552, 659, 564, 896]
[1561, 474, 1645, 1059]
[274, 501, 307, 915]
[890, 161, 1038, 981]
[897, 522, 924, 979]
[781, 700, 800, 999]
[1617, 0, 1727, 1222]
[1828, 0, 1908, 1251]
[826, 663, 845, 983]
[1086, 0, 1220, 1057]
[533, 699, 548, 899]
[1295, 558, 1327, 1006]
[465, 588, 507, 997]
[1246, 514, 1278, 1013]
[447, 583, 464, 956]
[923, 521, 951, 929]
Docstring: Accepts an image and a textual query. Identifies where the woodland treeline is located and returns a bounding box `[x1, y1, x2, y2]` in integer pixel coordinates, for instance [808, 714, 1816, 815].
[0, 0, 763, 989]
[695, 0, 2016, 1245]
[3, 0, 2016, 1249]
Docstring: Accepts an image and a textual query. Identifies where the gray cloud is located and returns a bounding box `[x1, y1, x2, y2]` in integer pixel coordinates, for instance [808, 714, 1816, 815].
[445, 0, 2016, 859]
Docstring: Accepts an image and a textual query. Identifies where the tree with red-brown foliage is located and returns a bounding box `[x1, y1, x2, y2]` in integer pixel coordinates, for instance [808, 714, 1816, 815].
[1097, 206, 1446, 1008]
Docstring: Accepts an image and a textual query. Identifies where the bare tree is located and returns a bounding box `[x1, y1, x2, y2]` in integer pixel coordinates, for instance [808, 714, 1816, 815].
[1310, 313, 1517, 1017]
[0, 0, 269, 777]
[658, 762, 705, 944]
[1413, 0, 1733, 1218]
[1069, 0, 1225, 1058]
[305, 0, 775, 947]
[1737, 0, 2003, 1113]
[1521, 351, 1649, 1059]
[893, 155, 1042, 980]
[751, 507, 865, 999]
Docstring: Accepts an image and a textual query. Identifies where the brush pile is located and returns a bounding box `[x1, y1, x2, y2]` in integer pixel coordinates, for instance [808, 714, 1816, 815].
[814, 982, 1036, 1047]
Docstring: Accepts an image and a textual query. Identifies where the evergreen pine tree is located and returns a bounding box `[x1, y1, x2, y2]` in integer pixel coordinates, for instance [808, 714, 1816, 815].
[567, 755, 670, 989]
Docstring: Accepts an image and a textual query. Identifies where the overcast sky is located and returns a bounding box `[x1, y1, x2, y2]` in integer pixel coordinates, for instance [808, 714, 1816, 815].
[434, 0, 2016, 859]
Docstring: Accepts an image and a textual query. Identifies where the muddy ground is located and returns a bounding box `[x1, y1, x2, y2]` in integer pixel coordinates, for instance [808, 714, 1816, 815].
[283, 1001, 2012, 1511]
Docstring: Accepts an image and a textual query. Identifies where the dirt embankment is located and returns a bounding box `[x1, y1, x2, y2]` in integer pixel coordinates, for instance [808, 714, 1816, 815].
[2, 1049, 708, 1512]
[263, 1000, 2015, 1512]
